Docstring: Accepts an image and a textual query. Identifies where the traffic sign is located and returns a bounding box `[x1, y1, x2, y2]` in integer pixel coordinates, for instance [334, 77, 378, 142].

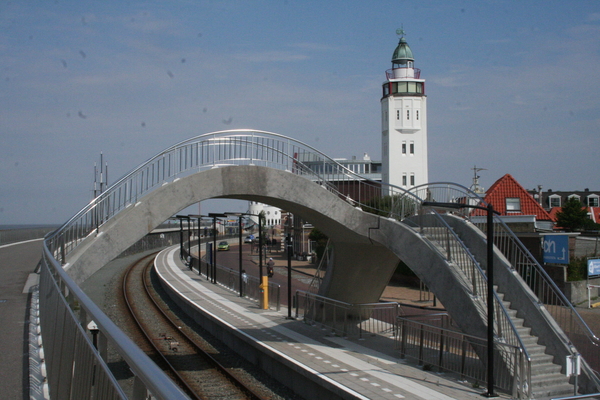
[588, 259, 600, 277]
[543, 235, 569, 265]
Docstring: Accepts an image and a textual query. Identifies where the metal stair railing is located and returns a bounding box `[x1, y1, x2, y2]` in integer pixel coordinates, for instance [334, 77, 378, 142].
[472, 213, 600, 379]
[398, 182, 600, 387]
[415, 208, 533, 398]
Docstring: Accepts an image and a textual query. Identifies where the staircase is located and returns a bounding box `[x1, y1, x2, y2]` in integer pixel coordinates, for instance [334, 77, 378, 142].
[494, 292, 573, 398]
[418, 221, 574, 399]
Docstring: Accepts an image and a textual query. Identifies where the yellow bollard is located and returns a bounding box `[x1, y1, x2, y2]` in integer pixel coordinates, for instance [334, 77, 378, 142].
[260, 275, 269, 309]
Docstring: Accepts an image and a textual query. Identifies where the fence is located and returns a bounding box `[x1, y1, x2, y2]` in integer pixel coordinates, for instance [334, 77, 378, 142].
[295, 290, 399, 340]
[294, 290, 530, 397]
[181, 240, 282, 311]
[39, 245, 190, 399]
[397, 315, 530, 398]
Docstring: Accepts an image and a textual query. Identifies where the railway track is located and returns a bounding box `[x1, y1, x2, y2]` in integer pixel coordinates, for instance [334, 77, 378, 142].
[122, 254, 266, 400]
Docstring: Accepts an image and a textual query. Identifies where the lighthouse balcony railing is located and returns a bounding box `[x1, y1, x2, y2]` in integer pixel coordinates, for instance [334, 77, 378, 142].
[386, 67, 421, 80]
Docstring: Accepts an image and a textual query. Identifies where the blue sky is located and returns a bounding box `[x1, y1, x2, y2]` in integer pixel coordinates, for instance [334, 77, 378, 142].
[2, 1, 600, 225]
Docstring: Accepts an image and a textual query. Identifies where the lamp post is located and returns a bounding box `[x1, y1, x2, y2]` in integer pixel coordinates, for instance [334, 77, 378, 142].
[225, 212, 249, 297]
[286, 233, 293, 319]
[187, 214, 204, 274]
[208, 213, 227, 284]
[175, 215, 191, 265]
[422, 201, 497, 398]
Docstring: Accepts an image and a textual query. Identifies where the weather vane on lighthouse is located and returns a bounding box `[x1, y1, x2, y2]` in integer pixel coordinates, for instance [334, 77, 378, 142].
[396, 26, 406, 38]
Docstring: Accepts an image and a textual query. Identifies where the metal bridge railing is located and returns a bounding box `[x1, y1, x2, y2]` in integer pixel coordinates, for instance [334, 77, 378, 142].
[44, 129, 420, 267]
[39, 244, 190, 400]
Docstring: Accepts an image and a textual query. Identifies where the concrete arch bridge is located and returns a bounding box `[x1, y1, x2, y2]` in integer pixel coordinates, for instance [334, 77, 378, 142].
[41, 129, 599, 398]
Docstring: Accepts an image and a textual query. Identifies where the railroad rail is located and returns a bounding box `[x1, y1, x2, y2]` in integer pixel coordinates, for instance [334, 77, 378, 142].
[122, 254, 265, 400]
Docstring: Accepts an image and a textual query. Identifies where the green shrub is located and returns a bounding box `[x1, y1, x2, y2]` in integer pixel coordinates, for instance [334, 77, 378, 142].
[567, 257, 588, 281]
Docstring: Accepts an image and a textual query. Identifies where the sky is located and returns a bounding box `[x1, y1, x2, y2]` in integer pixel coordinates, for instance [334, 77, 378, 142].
[2, 1, 600, 225]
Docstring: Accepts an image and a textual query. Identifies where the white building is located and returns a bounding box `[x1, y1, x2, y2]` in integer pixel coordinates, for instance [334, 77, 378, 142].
[247, 201, 282, 227]
[381, 31, 428, 189]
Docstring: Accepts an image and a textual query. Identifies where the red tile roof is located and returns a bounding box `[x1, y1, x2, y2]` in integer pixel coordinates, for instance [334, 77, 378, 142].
[587, 207, 600, 224]
[471, 174, 553, 220]
[548, 206, 599, 225]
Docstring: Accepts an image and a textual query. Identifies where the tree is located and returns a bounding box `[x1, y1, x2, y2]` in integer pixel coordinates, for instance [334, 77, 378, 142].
[556, 198, 589, 231]
[308, 227, 328, 261]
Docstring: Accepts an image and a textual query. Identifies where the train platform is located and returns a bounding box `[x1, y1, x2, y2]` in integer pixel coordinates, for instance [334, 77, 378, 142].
[155, 246, 508, 400]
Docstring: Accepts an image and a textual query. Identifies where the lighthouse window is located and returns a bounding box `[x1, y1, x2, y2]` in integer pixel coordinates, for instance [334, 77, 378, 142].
[407, 82, 416, 92]
[396, 110, 400, 120]
[402, 142, 406, 154]
[406, 110, 410, 120]
[410, 174, 415, 186]
[402, 174, 407, 186]
[416, 110, 419, 120]
[410, 142, 414, 154]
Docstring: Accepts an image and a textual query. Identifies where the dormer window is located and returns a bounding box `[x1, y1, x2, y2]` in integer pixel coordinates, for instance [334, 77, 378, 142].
[549, 195, 561, 208]
[588, 195, 599, 207]
[506, 198, 521, 212]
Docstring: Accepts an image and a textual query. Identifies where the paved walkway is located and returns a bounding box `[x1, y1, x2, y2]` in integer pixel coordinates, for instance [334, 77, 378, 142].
[0, 239, 44, 400]
[156, 246, 509, 400]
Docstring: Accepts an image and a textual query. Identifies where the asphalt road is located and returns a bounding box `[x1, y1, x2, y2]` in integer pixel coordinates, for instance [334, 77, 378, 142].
[0, 239, 44, 400]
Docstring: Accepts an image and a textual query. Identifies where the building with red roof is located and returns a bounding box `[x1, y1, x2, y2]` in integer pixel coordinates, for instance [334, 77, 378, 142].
[471, 174, 554, 232]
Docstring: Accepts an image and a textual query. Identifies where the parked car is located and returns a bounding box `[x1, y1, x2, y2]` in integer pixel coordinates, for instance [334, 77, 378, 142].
[218, 241, 230, 251]
[244, 236, 254, 243]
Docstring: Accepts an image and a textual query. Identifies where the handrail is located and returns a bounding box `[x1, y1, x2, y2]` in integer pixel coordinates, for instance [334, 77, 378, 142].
[415, 207, 532, 397]
[44, 129, 421, 266]
[40, 244, 190, 399]
[398, 182, 600, 382]
[480, 214, 600, 377]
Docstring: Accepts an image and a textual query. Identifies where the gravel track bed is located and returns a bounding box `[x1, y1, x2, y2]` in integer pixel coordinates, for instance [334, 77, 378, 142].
[86, 251, 303, 400]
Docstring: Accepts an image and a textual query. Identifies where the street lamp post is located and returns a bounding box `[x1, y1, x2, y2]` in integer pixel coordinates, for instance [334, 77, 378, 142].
[286, 234, 293, 319]
[175, 215, 191, 266]
[422, 201, 497, 398]
[208, 213, 227, 284]
[225, 212, 248, 297]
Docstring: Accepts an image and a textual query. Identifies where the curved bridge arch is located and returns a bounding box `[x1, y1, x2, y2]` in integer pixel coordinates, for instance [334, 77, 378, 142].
[65, 164, 488, 337]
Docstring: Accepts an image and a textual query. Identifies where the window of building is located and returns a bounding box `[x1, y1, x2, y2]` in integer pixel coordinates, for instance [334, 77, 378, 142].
[568, 194, 581, 202]
[410, 174, 415, 186]
[409, 142, 414, 154]
[402, 174, 407, 186]
[549, 195, 561, 208]
[416, 110, 419, 120]
[506, 198, 521, 211]
[396, 110, 400, 120]
[406, 110, 410, 120]
[402, 142, 406, 154]
[588, 195, 599, 207]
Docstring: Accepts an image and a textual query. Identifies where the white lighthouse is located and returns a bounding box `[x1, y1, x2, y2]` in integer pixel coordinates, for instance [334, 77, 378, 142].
[381, 29, 428, 189]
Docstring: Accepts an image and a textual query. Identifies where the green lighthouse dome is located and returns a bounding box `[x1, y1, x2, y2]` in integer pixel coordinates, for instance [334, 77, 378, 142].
[392, 37, 414, 65]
